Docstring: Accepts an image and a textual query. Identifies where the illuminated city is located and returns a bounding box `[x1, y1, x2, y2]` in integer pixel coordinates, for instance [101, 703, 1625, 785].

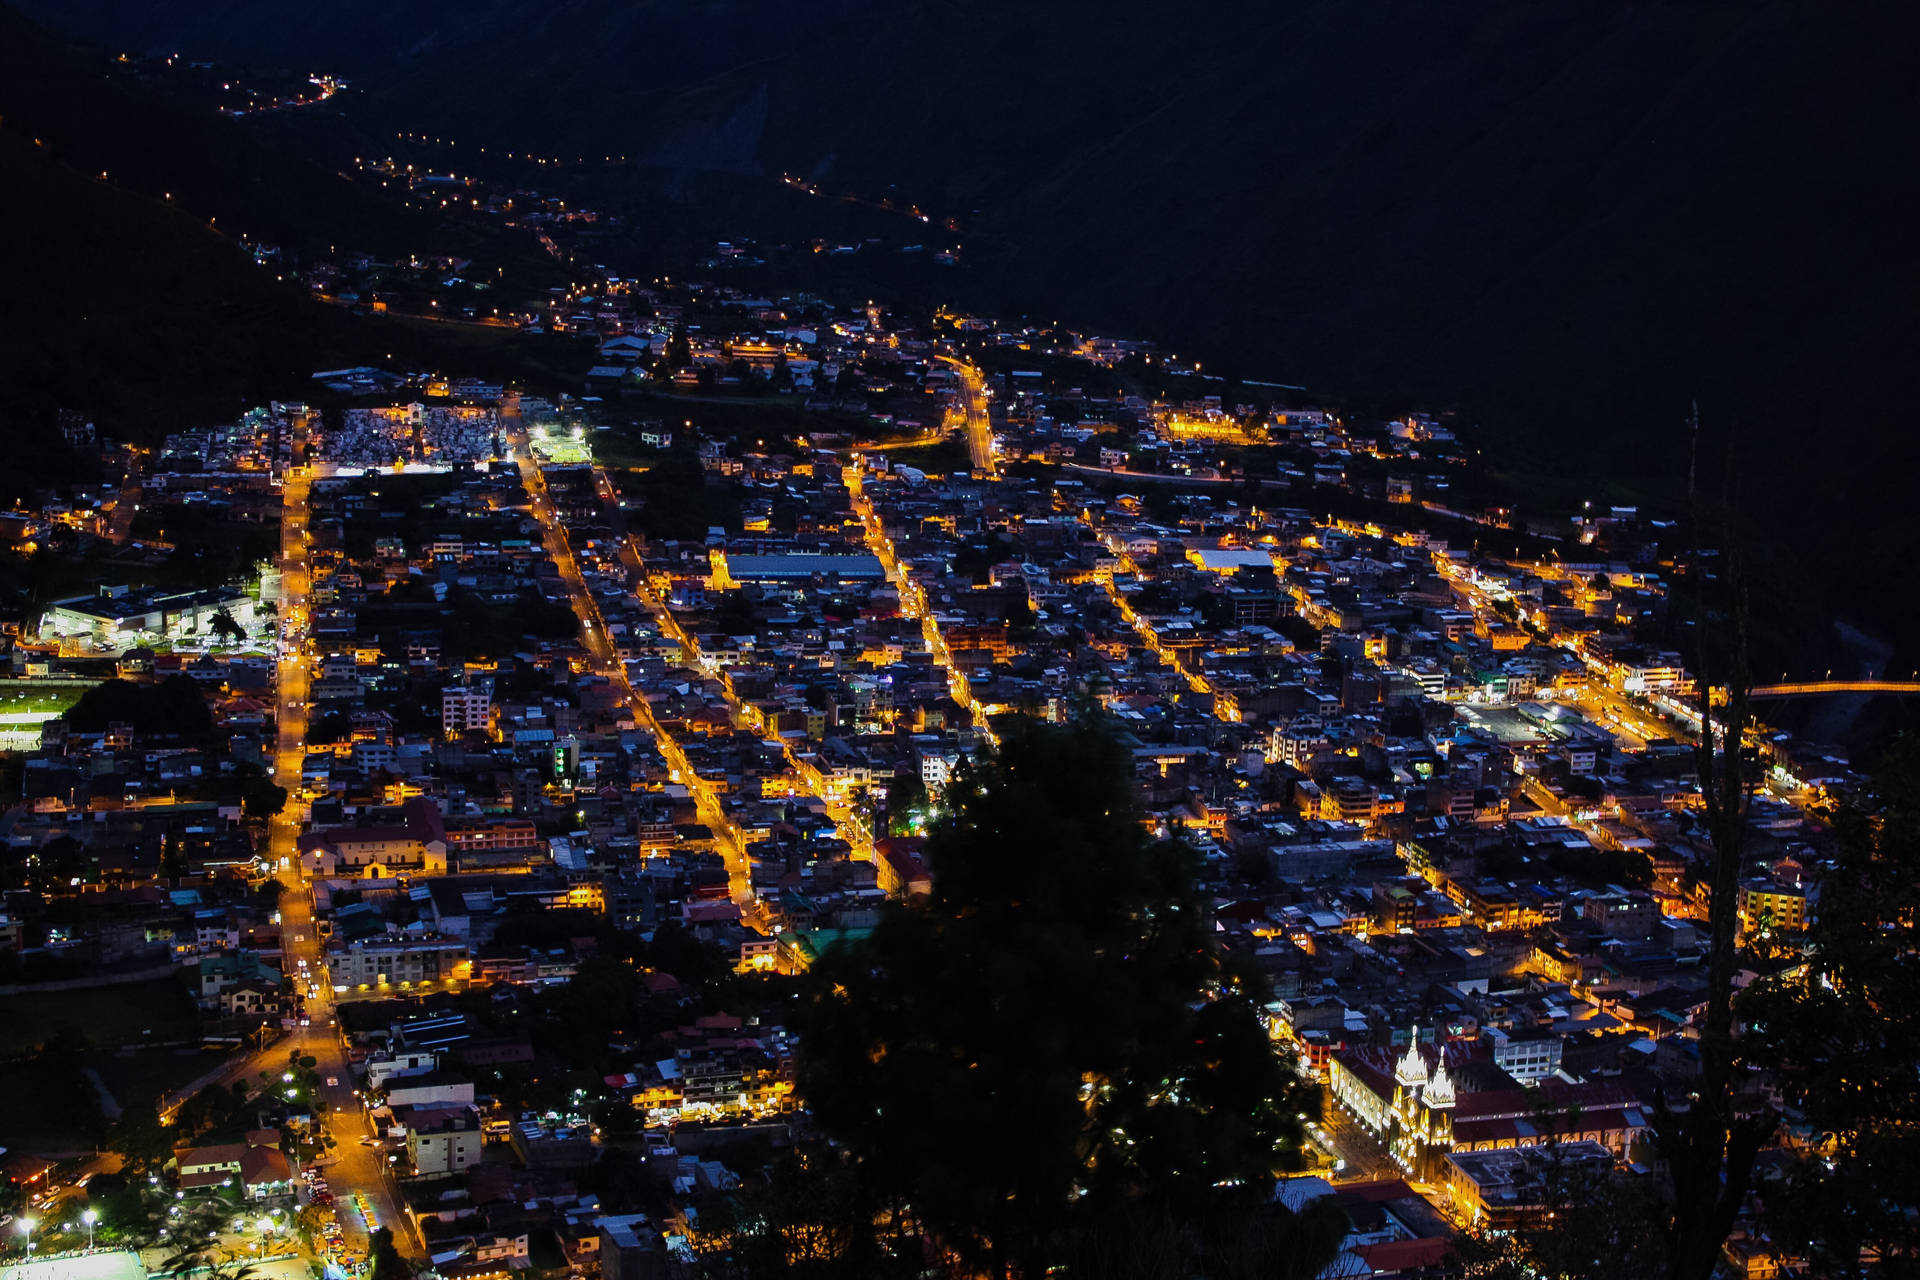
[0, 5, 1914, 1279]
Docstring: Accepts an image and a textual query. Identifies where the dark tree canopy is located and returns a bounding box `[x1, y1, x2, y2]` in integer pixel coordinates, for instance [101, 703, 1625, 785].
[785, 717, 1333, 1277]
[64, 675, 213, 734]
[1739, 741, 1920, 1277]
[209, 607, 246, 647]
[242, 776, 288, 820]
[369, 1227, 411, 1280]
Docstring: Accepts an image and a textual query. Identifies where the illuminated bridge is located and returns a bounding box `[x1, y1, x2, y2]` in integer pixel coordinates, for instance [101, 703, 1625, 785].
[1746, 680, 1920, 699]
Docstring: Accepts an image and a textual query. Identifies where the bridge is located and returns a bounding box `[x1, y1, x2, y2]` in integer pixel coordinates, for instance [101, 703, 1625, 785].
[1746, 680, 1920, 699]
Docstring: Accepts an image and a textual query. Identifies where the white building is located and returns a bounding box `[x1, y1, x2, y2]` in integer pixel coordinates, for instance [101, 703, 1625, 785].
[1488, 1028, 1564, 1083]
[324, 935, 468, 989]
[403, 1103, 484, 1175]
[366, 1048, 441, 1089]
[39, 584, 259, 648]
[442, 680, 493, 738]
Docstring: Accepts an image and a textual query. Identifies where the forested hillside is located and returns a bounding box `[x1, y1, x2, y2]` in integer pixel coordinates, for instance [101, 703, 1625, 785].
[11, 0, 1918, 643]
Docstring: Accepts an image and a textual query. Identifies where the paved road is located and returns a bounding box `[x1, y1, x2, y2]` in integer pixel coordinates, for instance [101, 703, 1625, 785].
[1055, 461, 1238, 486]
[845, 465, 992, 740]
[161, 463, 317, 1121]
[507, 424, 767, 911]
[267, 458, 419, 1260]
[1746, 679, 1920, 698]
[1522, 777, 1573, 818]
[934, 355, 997, 476]
[571, 444, 885, 878]
[106, 450, 148, 543]
[582, 455, 884, 868]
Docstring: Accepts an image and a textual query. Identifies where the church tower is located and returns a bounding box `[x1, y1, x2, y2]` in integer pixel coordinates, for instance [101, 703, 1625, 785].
[1388, 1026, 1429, 1174]
[1418, 1061, 1457, 1179]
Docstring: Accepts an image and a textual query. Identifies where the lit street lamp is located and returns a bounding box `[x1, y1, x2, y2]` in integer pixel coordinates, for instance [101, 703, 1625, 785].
[83, 1209, 97, 1251]
[17, 1217, 36, 1255]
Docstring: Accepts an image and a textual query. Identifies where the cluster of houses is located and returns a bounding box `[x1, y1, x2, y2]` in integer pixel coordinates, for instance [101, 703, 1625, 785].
[277, 1004, 785, 1277]
[0, 276, 1858, 1278]
[564, 295, 1833, 1270]
[322, 404, 502, 470]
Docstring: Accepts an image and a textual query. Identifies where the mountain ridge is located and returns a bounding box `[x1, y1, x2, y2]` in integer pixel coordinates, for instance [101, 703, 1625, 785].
[34, 2, 1912, 439]
[0, 4, 589, 472]
[9, 0, 1919, 647]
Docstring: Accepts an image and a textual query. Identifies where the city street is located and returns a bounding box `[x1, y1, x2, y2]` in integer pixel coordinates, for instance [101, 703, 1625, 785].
[588, 458, 888, 864]
[845, 464, 994, 741]
[506, 422, 764, 908]
[264, 449, 419, 1260]
[0, 18, 1906, 1277]
[934, 354, 997, 476]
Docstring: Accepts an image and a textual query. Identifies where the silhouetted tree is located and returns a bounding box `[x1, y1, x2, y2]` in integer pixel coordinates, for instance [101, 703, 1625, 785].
[1651, 408, 1777, 1280]
[793, 717, 1333, 1277]
[369, 1228, 411, 1280]
[243, 776, 288, 821]
[109, 1103, 175, 1174]
[1739, 740, 1920, 1276]
[209, 607, 246, 647]
[65, 675, 212, 734]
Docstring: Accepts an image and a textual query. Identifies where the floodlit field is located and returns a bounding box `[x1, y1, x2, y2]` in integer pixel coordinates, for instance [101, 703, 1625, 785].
[527, 422, 594, 464]
[0, 682, 90, 721]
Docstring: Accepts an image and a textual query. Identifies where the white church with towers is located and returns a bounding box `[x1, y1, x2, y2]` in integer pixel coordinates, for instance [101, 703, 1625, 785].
[1385, 1026, 1457, 1178]
[1329, 1024, 1653, 1180]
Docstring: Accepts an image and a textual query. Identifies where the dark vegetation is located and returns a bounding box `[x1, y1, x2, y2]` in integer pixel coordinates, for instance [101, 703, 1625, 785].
[63, 674, 214, 734]
[1, 4, 1915, 1261]
[881, 438, 971, 476]
[353, 581, 581, 663]
[0, 1027, 109, 1150]
[1735, 742, 1920, 1276]
[0, 978, 201, 1153]
[129, 503, 279, 588]
[0, 5, 591, 451]
[334, 472, 507, 558]
[0, 976, 197, 1056]
[1456, 742, 1920, 1279]
[26, 0, 1917, 653]
[744, 718, 1342, 1277]
[612, 443, 742, 542]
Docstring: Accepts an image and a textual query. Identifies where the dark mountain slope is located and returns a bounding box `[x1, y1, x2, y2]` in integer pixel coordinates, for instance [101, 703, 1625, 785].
[0, 7, 587, 463]
[0, 6, 427, 256]
[1, 125, 403, 439]
[16, 0, 1920, 644]
[29, 1, 1915, 441]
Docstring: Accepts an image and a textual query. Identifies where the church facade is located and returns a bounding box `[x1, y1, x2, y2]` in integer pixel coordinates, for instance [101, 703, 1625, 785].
[299, 796, 449, 879]
[1330, 1027, 1650, 1180]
